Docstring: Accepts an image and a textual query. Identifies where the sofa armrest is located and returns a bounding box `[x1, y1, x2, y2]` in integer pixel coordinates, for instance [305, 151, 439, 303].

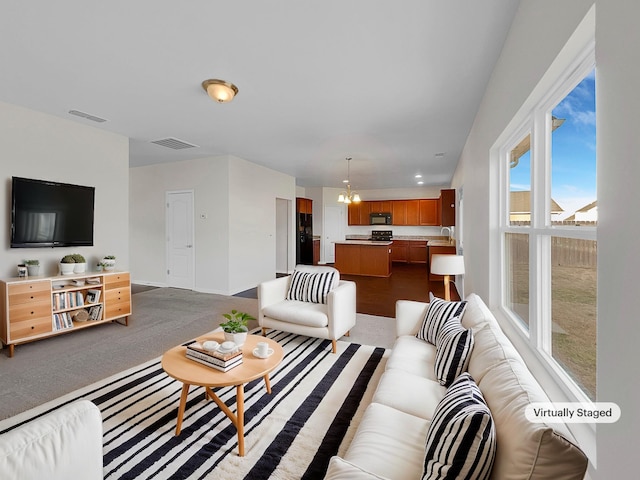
[395, 300, 429, 337]
[327, 280, 357, 338]
[0, 400, 103, 480]
[258, 276, 290, 310]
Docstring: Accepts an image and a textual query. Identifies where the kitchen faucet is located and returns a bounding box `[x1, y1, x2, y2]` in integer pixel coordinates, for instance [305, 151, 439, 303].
[441, 226, 452, 244]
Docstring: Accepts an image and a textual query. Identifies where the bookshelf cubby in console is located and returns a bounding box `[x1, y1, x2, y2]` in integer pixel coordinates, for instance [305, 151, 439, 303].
[0, 271, 131, 357]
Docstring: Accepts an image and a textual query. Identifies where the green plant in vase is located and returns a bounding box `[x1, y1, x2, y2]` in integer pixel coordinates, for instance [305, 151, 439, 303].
[220, 310, 255, 346]
[24, 259, 40, 276]
[59, 255, 76, 275]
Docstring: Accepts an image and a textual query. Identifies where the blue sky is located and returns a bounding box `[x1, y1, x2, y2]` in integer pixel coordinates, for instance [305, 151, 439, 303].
[510, 69, 596, 217]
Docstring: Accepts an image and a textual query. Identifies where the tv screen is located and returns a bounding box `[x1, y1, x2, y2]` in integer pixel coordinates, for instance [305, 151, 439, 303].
[11, 176, 95, 248]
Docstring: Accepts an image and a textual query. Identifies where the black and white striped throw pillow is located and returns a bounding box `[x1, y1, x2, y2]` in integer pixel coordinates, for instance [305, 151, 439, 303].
[416, 294, 467, 344]
[286, 270, 337, 304]
[423, 373, 496, 480]
[434, 318, 474, 386]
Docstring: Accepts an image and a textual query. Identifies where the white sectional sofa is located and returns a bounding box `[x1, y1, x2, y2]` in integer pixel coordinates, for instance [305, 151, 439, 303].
[325, 293, 588, 480]
[0, 399, 103, 479]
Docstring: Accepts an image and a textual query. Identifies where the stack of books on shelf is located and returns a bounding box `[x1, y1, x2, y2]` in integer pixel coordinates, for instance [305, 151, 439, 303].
[53, 291, 85, 310]
[53, 312, 74, 331]
[185, 344, 243, 372]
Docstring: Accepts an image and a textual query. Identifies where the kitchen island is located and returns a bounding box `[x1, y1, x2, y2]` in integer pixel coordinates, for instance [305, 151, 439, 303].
[334, 240, 392, 277]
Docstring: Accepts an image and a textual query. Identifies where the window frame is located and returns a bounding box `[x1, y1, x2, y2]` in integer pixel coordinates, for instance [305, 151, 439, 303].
[498, 46, 596, 406]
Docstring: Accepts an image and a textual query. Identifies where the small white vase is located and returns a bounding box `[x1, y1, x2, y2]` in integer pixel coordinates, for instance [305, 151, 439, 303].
[26, 265, 40, 276]
[103, 258, 116, 271]
[223, 331, 248, 347]
[73, 262, 87, 273]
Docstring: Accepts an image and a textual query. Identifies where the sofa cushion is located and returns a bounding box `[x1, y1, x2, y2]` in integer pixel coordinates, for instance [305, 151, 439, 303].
[325, 456, 390, 480]
[262, 300, 329, 328]
[385, 335, 438, 382]
[434, 319, 474, 387]
[372, 370, 445, 420]
[460, 293, 494, 330]
[287, 268, 338, 304]
[478, 360, 588, 479]
[344, 403, 430, 480]
[423, 373, 496, 480]
[416, 294, 467, 344]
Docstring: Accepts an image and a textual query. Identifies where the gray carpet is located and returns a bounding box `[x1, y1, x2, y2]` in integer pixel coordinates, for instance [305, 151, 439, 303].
[0, 287, 395, 420]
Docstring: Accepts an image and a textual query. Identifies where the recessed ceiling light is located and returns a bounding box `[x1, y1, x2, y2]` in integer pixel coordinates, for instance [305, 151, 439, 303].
[417, 181, 424, 185]
[415, 174, 422, 179]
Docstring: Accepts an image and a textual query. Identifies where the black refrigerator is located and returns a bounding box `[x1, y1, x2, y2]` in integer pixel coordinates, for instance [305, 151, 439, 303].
[296, 212, 313, 265]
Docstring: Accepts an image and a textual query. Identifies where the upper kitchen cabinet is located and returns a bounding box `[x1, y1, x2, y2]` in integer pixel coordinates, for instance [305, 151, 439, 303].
[369, 201, 392, 213]
[296, 197, 313, 214]
[392, 200, 420, 226]
[419, 199, 440, 226]
[440, 189, 456, 226]
[392, 201, 407, 225]
[347, 201, 371, 226]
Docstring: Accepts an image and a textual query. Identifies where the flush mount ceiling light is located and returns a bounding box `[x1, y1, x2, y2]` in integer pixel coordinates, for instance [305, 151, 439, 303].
[201, 79, 239, 103]
[337, 157, 361, 204]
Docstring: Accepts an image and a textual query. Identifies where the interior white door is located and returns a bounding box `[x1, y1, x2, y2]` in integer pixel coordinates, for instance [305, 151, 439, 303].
[323, 205, 344, 264]
[166, 191, 194, 290]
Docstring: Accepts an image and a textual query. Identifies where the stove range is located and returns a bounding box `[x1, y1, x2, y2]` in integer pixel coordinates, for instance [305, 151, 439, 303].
[369, 230, 393, 241]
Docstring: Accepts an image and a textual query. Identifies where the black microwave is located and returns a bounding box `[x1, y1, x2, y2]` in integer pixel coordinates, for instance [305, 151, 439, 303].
[370, 212, 392, 225]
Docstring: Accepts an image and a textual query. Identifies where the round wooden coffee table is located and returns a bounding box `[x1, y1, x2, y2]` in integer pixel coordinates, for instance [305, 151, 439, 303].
[161, 333, 284, 456]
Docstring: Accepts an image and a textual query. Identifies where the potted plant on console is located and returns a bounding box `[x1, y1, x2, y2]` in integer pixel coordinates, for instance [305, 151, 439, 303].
[102, 255, 116, 271]
[220, 310, 255, 346]
[24, 259, 40, 276]
[72, 254, 86, 273]
[59, 255, 76, 276]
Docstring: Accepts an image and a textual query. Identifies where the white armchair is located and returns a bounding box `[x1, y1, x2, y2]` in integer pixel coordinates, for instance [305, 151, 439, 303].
[258, 265, 356, 353]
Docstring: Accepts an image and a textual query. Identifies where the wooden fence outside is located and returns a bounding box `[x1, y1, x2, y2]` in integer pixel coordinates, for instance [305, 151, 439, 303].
[506, 229, 597, 268]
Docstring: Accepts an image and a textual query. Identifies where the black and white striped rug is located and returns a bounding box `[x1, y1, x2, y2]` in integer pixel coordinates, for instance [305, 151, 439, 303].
[1, 330, 388, 479]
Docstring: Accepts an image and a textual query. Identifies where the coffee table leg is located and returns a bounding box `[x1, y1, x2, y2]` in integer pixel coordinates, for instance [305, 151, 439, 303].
[175, 383, 190, 435]
[264, 373, 272, 394]
[237, 384, 245, 456]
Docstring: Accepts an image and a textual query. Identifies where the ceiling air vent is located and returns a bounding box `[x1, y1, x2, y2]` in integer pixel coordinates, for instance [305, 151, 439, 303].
[150, 137, 199, 150]
[68, 110, 107, 123]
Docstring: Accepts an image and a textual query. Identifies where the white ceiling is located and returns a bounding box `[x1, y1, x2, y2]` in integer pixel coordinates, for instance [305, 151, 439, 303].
[0, 1, 520, 190]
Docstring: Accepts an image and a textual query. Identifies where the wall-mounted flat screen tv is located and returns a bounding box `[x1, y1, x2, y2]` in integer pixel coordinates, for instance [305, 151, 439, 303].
[11, 176, 95, 248]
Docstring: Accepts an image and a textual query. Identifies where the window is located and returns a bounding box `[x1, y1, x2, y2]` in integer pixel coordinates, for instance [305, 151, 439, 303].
[501, 56, 596, 401]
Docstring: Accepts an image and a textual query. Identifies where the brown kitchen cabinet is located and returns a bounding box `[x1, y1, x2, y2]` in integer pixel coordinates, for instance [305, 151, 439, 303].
[419, 199, 440, 226]
[408, 241, 428, 263]
[369, 201, 392, 213]
[391, 240, 427, 263]
[347, 202, 371, 225]
[440, 189, 456, 226]
[392, 201, 407, 225]
[296, 197, 312, 214]
[390, 240, 409, 262]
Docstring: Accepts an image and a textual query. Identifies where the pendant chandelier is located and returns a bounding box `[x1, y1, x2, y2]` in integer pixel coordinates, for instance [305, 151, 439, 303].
[337, 157, 361, 204]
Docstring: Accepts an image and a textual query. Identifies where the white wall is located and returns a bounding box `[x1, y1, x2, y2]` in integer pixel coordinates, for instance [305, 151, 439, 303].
[129, 156, 230, 292]
[595, 1, 640, 477]
[130, 155, 296, 295]
[453, 0, 639, 477]
[228, 156, 296, 293]
[0, 101, 129, 277]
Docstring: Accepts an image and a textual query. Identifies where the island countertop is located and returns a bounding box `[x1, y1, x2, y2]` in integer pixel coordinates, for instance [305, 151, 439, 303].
[334, 240, 393, 246]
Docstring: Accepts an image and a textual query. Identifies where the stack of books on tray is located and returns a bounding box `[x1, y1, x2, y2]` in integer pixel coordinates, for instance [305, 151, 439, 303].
[185, 344, 243, 372]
